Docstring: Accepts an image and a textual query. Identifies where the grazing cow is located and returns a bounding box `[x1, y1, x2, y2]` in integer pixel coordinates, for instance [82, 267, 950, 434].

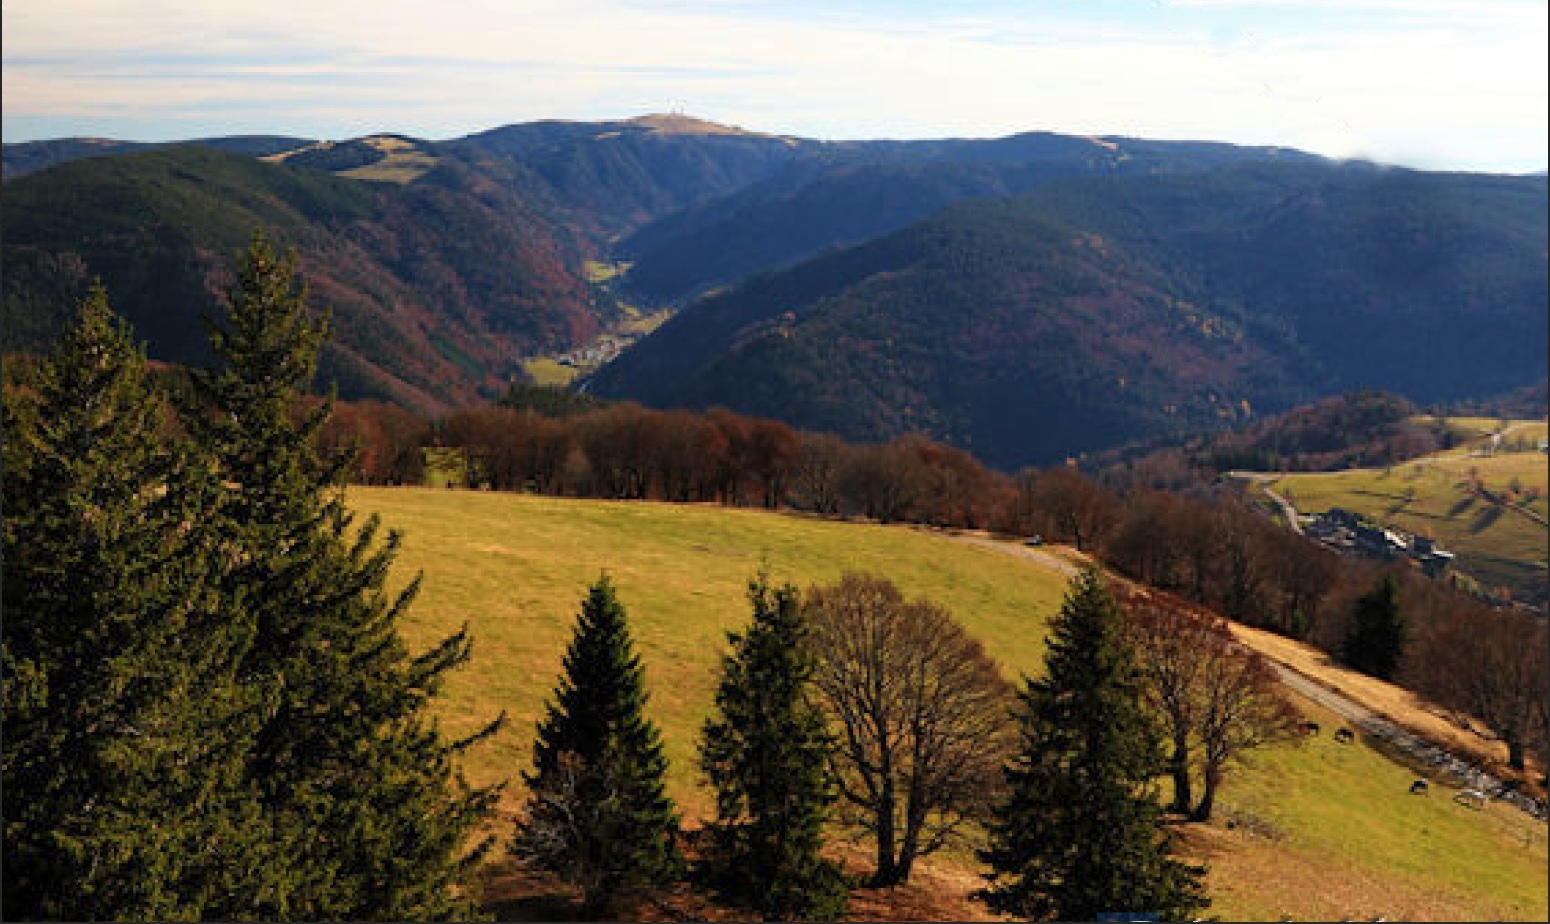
[1409, 779, 1429, 796]
[1300, 721, 1321, 737]
[1453, 788, 1487, 810]
[1333, 726, 1355, 744]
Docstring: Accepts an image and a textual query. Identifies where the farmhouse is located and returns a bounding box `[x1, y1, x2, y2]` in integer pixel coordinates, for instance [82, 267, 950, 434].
[1306, 507, 1454, 576]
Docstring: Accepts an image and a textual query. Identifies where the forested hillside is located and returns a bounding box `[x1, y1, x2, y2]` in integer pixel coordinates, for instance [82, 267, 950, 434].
[5, 118, 1544, 463]
[619, 132, 1323, 304]
[2, 144, 596, 410]
[589, 164, 1548, 469]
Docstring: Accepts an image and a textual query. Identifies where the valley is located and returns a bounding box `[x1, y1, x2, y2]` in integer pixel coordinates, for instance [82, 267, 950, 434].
[4, 111, 1546, 922]
[349, 486, 1548, 922]
[6, 117, 1544, 469]
[1245, 418, 1549, 611]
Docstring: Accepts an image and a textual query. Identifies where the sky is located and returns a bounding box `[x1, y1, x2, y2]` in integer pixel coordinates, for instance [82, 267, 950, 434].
[3, 0, 1546, 173]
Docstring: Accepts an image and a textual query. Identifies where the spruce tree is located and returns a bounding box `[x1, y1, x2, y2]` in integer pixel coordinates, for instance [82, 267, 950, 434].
[514, 574, 681, 916]
[699, 575, 850, 921]
[188, 231, 500, 919]
[1341, 574, 1407, 681]
[978, 567, 1209, 922]
[2, 286, 252, 920]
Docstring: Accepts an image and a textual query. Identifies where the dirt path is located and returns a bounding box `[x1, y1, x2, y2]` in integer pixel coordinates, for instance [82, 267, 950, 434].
[943, 530, 1547, 822]
[945, 532, 1084, 577]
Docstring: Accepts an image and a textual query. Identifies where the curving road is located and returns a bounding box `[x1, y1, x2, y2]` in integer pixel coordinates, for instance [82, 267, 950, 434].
[944, 529, 1546, 821]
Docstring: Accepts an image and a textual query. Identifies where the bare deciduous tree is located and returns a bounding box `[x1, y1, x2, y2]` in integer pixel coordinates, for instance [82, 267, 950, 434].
[1025, 466, 1120, 553]
[1124, 591, 1301, 821]
[803, 573, 1015, 886]
[1408, 605, 1548, 772]
[790, 430, 849, 515]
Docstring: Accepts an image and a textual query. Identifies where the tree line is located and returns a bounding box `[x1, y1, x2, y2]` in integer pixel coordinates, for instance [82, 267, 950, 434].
[322, 380, 1549, 777]
[517, 566, 1232, 921]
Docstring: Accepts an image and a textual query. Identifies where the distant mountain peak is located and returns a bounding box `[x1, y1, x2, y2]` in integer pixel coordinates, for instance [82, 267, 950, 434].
[621, 113, 764, 137]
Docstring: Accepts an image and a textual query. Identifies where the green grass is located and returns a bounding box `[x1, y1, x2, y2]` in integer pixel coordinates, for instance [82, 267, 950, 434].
[348, 488, 1068, 820]
[343, 487, 1547, 920]
[338, 137, 439, 184]
[582, 260, 631, 283]
[421, 447, 466, 489]
[1411, 415, 1548, 452]
[1207, 698, 1548, 921]
[518, 357, 579, 387]
[1270, 451, 1547, 607]
[616, 307, 672, 336]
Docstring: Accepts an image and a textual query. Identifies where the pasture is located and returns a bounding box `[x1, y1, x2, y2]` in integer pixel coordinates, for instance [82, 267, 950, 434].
[346, 487, 1548, 921]
[1269, 449, 1548, 608]
[349, 488, 1069, 821]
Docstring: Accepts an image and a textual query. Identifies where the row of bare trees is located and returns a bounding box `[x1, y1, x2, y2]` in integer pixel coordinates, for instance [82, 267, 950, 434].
[416, 401, 1002, 523]
[322, 395, 1548, 778]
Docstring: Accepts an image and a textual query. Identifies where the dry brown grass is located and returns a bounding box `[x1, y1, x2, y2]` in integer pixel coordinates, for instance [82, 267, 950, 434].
[1227, 621, 1544, 792]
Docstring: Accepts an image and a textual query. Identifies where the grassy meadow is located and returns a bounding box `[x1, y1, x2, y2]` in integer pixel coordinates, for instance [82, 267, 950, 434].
[337, 136, 439, 184]
[346, 487, 1547, 921]
[349, 487, 1070, 821]
[1202, 697, 1548, 922]
[1269, 447, 1548, 607]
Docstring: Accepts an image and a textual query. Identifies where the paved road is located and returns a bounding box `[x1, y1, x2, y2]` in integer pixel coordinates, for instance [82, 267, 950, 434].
[946, 529, 1546, 821]
[1225, 471, 1302, 534]
[1267, 656, 1545, 819]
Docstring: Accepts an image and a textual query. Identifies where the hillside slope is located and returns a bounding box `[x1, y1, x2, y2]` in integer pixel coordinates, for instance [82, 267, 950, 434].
[620, 132, 1324, 304]
[588, 164, 1548, 469]
[1, 144, 595, 409]
[347, 487, 1547, 922]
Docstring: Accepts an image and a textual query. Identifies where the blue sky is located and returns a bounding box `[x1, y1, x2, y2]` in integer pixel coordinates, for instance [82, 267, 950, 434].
[3, 0, 1546, 172]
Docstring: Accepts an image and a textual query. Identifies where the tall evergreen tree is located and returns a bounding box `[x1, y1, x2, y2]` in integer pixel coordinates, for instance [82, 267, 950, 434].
[188, 230, 500, 919]
[2, 286, 252, 920]
[514, 574, 681, 917]
[978, 568, 1209, 922]
[699, 575, 850, 921]
[1341, 574, 1407, 681]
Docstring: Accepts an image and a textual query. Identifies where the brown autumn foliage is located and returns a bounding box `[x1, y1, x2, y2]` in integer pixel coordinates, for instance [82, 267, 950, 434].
[1122, 591, 1302, 822]
[1406, 603, 1549, 773]
[317, 392, 1544, 787]
[803, 573, 1016, 887]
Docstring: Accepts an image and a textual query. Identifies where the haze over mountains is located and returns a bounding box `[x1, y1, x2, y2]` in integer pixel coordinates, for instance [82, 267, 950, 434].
[4, 114, 1545, 468]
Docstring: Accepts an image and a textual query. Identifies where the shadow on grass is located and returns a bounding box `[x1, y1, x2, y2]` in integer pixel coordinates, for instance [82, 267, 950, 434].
[1447, 495, 1478, 518]
[480, 860, 588, 922]
[1470, 504, 1503, 534]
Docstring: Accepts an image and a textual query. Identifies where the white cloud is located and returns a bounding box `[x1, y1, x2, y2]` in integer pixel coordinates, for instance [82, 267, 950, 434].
[2, 0, 1545, 171]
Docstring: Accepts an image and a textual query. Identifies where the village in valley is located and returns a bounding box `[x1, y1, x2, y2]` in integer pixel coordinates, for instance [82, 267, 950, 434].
[1304, 507, 1456, 577]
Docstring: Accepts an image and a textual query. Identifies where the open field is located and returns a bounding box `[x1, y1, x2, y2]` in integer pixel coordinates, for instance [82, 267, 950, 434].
[1268, 449, 1548, 608]
[347, 487, 1548, 921]
[338, 135, 439, 183]
[349, 488, 1070, 821]
[1201, 696, 1547, 922]
[1411, 415, 1548, 453]
[518, 356, 579, 387]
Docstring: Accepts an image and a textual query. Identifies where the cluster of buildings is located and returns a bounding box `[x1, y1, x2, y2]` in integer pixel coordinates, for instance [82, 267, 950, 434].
[1304, 508, 1455, 577]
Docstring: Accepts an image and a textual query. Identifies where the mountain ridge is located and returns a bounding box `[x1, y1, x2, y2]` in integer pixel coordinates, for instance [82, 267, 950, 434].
[4, 117, 1543, 459]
